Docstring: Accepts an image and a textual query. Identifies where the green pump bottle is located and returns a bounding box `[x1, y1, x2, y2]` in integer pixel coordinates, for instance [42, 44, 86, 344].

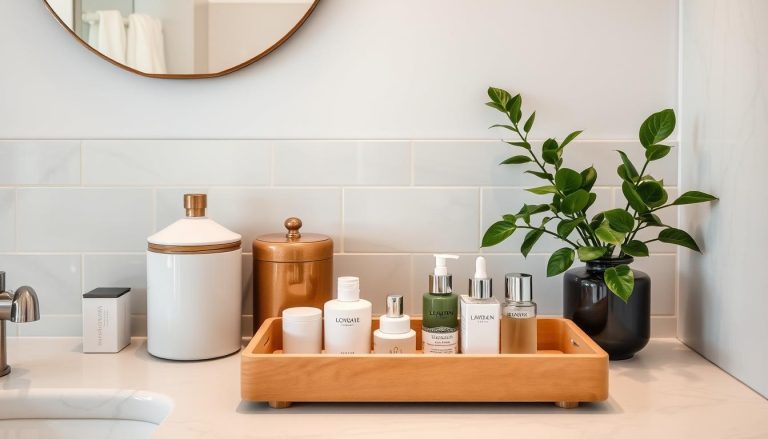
[422, 254, 459, 354]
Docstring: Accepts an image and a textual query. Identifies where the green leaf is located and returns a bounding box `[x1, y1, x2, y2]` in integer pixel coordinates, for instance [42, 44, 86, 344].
[508, 95, 522, 123]
[518, 204, 550, 215]
[502, 214, 516, 222]
[658, 228, 701, 252]
[584, 192, 598, 211]
[505, 141, 532, 150]
[487, 87, 512, 107]
[603, 208, 635, 233]
[542, 138, 560, 165]
[672, 191, 718, 205]
[617, 165, 634, 183]
[526, 185, 558, 195]
[485, 102, 507, 112]
[547, 248, 575, 277]
[515, 204, 546, 225]
[559, 130, 583, 149]
[482, 221, 516, 247]
[581, 166, 597, 191]
[622, 240, 649, 257]
[604, 265, 634, 302]
[645, 144, 672, 161]
[638, 213, 664, 227]
[521, 228, 545, 257]
[590, 212, 605, 231]
[523, 111, 536, 133]
[554, 168, 583, 194]
[637, 181, 667, 208]
[557, 218, 584, 237]
[616, 150, 639, 179]
[560, 190, 590, 214]
[500, 155, 532, 165]
[639, 109, 676, 148]
[622, 181, 649, 213]
[525, 170, 553, 180]
[577, 246, 607, 261]
[489, 124, 516, 131]
[552, 194, 562, 212]
[595, 221, 626, 245]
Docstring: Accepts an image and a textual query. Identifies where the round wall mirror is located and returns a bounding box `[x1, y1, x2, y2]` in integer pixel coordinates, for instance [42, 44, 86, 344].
[43, 0, 319, 78]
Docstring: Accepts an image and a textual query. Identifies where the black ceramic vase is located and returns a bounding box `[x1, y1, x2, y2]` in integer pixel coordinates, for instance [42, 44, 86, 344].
[563, 257, 650, 360]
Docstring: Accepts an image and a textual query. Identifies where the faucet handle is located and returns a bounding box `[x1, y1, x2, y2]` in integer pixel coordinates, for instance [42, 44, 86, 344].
[11, 286, 40, 323]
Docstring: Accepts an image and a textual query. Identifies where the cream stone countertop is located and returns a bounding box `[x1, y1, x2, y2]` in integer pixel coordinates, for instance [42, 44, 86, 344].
[2, 337, 767, 438]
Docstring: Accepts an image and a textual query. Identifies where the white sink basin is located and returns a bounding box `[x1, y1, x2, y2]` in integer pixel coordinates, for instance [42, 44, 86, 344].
[0, 389, 173, 439]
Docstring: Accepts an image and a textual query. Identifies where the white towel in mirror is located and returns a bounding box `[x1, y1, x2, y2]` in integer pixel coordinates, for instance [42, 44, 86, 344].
[126, 14, 167, 75]
[87, 10, 126, 64]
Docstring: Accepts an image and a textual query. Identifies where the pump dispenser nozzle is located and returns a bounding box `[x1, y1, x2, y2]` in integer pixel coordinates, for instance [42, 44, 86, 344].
[430, 254, 458, 295]
[433, 254, 458, 276]
[469, 256, 492, 299]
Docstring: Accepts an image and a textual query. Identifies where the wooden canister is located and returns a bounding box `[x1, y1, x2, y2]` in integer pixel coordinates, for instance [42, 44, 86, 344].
[252, 218, 333, 333]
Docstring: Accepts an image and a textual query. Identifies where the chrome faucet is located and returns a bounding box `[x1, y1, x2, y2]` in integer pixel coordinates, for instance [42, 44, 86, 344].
[0, 271, 40, 377]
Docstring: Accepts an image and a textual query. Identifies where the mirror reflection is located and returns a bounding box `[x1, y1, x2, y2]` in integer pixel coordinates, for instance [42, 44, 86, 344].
[45, 0, 317, 76]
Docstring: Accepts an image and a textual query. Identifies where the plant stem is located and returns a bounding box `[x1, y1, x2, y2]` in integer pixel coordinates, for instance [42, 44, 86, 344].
[508, 122, 600, 248]
[515, 225, 580, 248]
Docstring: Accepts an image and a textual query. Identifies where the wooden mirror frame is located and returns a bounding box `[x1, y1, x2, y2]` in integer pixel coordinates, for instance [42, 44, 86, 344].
[42, 0, 320, 79]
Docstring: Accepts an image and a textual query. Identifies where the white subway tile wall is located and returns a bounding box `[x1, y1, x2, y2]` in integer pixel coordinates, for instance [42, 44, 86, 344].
[0, 140, 678, 337]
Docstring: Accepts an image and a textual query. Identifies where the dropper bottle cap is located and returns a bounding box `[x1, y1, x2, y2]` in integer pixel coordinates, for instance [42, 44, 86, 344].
[380, 294, 411, 334]
[429, 254, 459, 295]
[468, 256, 492, 299]
[386, 294, 404, 317]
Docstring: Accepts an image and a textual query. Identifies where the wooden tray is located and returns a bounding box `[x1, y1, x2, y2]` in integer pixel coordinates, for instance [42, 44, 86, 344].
[241, 317, 608, 409]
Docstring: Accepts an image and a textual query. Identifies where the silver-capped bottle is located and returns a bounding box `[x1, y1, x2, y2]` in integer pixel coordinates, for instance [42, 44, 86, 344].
[500, 273, 537, 354]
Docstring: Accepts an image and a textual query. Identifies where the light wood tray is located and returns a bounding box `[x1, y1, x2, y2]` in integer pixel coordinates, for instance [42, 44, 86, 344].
[241, 317, 608, 409]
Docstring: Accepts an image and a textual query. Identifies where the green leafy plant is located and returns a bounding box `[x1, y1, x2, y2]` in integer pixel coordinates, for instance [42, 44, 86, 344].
[481, 87, 717, 302]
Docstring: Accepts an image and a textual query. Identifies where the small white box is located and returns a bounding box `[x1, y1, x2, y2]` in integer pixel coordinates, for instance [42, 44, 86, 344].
[82, 288, 131, 353]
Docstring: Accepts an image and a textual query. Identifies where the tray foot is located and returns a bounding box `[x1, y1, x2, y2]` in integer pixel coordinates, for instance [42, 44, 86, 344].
[555, 401, 579, 409]
[268, 401, 293, 409]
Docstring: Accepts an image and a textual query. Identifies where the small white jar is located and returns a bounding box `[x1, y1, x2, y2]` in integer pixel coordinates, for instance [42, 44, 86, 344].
[282, 307, 322, 354]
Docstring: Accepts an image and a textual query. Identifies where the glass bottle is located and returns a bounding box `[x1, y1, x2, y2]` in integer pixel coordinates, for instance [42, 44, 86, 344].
[422, 254, 459, 354]
[501, 273, 537, 354]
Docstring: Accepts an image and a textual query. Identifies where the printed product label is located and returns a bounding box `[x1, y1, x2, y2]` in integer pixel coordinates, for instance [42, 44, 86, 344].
[502, 307, 536, 319]
[422, 328, 458, 354]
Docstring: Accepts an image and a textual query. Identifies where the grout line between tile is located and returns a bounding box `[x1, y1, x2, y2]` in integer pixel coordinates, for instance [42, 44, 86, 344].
[477, 187, 483, 253]
[80, 254, 85, 295]
[409, 141, 415, 186]
[340, 188, 345, 253]
[151, 187, 157, 232]
[269, 143, 276, 187]
[13, 188, 18, 252]
[79, 140, 84, 186]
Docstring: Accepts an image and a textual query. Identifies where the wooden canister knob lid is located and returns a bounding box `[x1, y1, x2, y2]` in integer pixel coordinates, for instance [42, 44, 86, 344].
[284, 217, 302, 239]
[184, 193, 207, 217]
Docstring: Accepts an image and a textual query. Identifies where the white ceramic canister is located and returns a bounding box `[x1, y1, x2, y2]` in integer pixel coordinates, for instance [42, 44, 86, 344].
[146, 194, 242, 360]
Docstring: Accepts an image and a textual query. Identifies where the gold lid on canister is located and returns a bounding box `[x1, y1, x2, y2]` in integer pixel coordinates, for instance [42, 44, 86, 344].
[252, 217, 333, 262]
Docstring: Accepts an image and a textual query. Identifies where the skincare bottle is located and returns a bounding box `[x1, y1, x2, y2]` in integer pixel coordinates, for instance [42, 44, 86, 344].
[422, 254, 459, 354]
[324, 276, 372, 354]
[373, 295, 416, 354]
[460, 257, 500, 354]
[501, 273, 537, 354]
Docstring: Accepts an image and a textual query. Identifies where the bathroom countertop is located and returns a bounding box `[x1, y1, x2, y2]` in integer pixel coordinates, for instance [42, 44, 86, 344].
[2, 337, 767, 438]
